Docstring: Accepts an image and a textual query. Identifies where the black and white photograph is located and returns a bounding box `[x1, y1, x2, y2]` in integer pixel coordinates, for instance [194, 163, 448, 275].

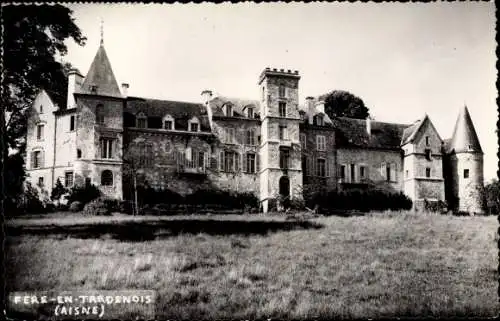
[3, 2, 498, 319]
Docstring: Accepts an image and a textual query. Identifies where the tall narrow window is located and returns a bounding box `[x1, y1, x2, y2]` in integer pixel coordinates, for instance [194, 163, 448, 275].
[279, 126, 288, 140]
[278, 85, 286, 98]
[101, 170, 113, 186]
[164, 120, 173, 130]
[316, 158, 326, 177]
[70, 115, 75, 131]
[316, 135, 326, 151]
[100, 138, 114, 159]
[225, 104, 233, 117]
[77, 149, 82, 159]
[425, 148, 432, 161]
[340, 165, 346, 181]
[425, 136, 430, 146]
[464, 169, 469, 178]
[39, 105, 44, 113]
[261, 87, 265, 101]
[386, 164, 391, 182]
[136, 115, 147, 128]
[36, 124, 44, 140]
[190, 122, 199, 132]
[246, 129, 256, 145]
[350, 164, 356, 183]
[280, 149, 290, 169]
[425, 167, 431, 178]
[359, 165, 366, 180]
[315, 115, 324, 126]
[279, 102, 286, 117]
[246, 153, 256, 173]
[38, 177, 44, 187]
[247, 108, 254, 118]
[32, 151, 42, 168]
[64, 171, 74, 187]
[96, 104, 105, 125]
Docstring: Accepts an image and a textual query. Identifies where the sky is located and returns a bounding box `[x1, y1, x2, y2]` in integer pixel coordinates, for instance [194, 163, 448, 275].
[63, 2, 497, 182]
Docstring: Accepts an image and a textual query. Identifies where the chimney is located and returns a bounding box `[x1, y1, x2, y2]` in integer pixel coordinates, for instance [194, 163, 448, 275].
[121, 83, 129, 98]
[366, 116, 371, 136]
[305, 96, 315, 110]
[201, 89, 214, 130]
[315, 100, 325, 114]
[67, 68, 84, 109]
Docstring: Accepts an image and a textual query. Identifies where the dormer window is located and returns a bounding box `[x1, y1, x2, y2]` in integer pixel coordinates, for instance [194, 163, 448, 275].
[136, 112, 147, 128]
[89, 85, 98, 94]
[225, 104, 233, 117]
[189, 117, 200, 132]
[315, 115, 324, 126]
[247, 107, 254, 118]
[163, 114, 175, 130]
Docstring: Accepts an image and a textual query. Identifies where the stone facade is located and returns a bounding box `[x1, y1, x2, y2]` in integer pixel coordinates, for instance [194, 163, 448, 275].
[24, 42, 485, 214]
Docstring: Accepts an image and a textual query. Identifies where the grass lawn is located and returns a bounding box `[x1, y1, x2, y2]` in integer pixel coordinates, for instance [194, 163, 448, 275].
[5, 211, 499, 319]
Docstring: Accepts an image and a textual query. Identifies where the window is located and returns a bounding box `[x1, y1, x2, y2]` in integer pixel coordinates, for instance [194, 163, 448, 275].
[38, 177, 44, 187]
[136, 116, 147, 129]
[406, 170, 409, 178]
[138, 143, 153, 167]
[225, 128, 236, 144]
[425, 136, 430, 146]
[425, 148, 432, 161]
[300, 134, 306, 149]
[220, 151, 239, 172]
[279, 102, 287, 117]
[316, 135, 326, 151]
[359, 165, 366, 180]
[279, 126, 288, 140]
[247, 108, 254, 118]
[316, 158, 326, 177]
[340, 165, 346, 181]
[90, 85, 98, 94]
[36, 124, 44, 140]
[246, 129, 256, 145]
[425, 167, 431, 178]
[225, 104, 233, 116]
[315, 115, 324, 126]
[64, 171, 74, 187]
[464, 169, 469, 179]
[279, 85, 286, 98]
[70, 115, 75, 131]
[101, 170, 113, 186]
[381, 162, 397, 182]
[246, 153, 256, 173]
[99, 138, 114, 159]
[164, 120, 173, 130]
[351, 164, 356, 182]
[32, 150, 43, 168]
[190, 122, 199, 132]
[386, 164, 391, 182]
[77, 149, 82, 159]
[96, 104, 105, 125]
[39, 105, 44, 114]
[280, 149, 290, 169]
[261, 87, 265, 101]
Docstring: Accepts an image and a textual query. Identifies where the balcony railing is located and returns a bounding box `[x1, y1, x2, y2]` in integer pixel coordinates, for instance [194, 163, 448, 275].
[176, 153, 207, 174]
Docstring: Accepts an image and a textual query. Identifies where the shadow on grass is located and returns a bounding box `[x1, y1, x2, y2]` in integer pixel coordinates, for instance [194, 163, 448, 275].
[6, 219, 324, 241]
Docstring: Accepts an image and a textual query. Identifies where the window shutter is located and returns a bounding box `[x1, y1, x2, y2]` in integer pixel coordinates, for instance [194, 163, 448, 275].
[242, 153, 247, 173]
[312, 158, 317, 176]
[391, 163, 397, 182]
[219, 151, 224, 171]
[365, 166, 369, 180]
[30, 152, 34, 169]
[235, 153, 240, 172]
[380, 162, 386, 180]
[256, 154, 260, 172]
[326, 158, 330, 177]
[41, 151, 45, 168]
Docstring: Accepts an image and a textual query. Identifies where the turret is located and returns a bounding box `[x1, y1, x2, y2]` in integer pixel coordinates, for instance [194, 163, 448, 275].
[445, 105, 484, 214]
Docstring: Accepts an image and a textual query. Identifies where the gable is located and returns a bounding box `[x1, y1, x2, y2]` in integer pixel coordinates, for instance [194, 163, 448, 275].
[411, 117, 443, 153]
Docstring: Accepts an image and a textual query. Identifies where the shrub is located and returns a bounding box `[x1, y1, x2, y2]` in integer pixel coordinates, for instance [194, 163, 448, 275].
[69, 201, 83, 212]
[51, 178, 68, 202]
[424, 199, 447, 213]
[15, 183, 47, 215]
[82, 198, 112, 216]
[67, 184, 101, 206]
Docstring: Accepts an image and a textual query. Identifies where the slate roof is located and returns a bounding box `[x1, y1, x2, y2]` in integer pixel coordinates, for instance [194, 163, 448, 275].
[208, 96, 260, 118]
[333, 117, 409, 150]
[79, 43, 122, 98]
[124, 97, 211, 132]
[401, 117, 424, 145]
[447, 106, 482, 154]
[45, 89, 66, 110]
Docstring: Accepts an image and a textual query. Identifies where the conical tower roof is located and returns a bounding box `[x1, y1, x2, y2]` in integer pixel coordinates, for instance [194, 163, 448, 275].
[79, 42, 122, 98]
[449, 105, 482, 154]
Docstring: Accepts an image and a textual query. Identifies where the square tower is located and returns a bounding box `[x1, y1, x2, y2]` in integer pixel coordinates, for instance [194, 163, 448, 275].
[258, 68, 303, 212]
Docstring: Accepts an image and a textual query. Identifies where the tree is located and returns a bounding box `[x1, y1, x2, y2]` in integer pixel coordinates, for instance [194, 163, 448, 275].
[483, 179, 500, 214]
[319, 90, 369, 120]
[1, 4, 86, 211]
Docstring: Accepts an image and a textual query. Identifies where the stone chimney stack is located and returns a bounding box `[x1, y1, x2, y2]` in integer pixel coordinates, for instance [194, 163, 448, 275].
[366, 116, 371, 136]
[201, 89, 214, 129]
[67, 68, 84, 109]
[305, 96, 315, 110]
[121, 83, 129, 98]
[315, 100, 325, 114]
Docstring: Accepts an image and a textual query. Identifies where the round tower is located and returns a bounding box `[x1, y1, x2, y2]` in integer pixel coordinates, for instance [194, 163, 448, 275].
[446, 106, 484, 214]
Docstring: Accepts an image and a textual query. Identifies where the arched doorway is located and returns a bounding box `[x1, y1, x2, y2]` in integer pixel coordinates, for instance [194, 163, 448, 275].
[279, 176, 290, 208]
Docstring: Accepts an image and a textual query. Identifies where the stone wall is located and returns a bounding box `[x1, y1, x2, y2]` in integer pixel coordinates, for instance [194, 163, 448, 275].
[301, 127, 337, 190]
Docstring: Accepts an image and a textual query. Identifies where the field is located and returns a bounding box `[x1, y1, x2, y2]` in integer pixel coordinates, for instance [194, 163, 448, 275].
[5, 212, 499, 319]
